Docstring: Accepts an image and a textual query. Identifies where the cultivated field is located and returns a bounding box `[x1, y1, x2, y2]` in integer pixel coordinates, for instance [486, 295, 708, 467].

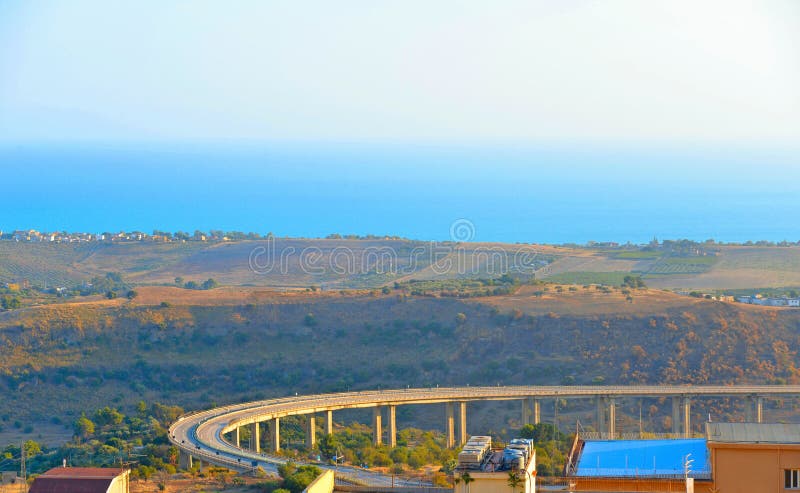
[3, 240, 800, 291]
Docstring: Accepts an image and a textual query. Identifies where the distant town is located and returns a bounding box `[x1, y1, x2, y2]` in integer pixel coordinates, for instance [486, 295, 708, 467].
[0, 229, 405, 243]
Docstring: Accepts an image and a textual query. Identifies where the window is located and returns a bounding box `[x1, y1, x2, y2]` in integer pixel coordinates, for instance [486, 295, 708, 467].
[785, 469, 800, 489]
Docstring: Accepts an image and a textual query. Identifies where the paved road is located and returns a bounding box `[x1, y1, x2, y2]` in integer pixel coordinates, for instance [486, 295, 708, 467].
[169, 385, 800, 481]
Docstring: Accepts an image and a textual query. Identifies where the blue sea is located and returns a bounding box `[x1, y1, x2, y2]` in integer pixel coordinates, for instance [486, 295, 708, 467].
[2, 143, 799, 244]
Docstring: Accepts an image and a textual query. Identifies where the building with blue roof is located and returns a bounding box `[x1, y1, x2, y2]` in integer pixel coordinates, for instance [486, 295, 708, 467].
[572, 438, 709, 478]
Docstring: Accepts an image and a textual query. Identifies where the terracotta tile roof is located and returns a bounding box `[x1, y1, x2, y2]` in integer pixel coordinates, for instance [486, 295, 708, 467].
[29, 467, 125, 493]
[38, 468, 124, 478]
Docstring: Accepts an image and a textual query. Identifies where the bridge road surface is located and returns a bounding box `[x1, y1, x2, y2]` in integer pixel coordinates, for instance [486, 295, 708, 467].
[170, 385, 800, 482]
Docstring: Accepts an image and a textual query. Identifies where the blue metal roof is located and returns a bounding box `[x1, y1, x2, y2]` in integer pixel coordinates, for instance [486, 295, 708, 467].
[574, 439, 709, 477]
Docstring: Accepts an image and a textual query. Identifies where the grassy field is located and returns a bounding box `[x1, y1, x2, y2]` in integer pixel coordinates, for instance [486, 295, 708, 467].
[645, 255, 718, 275]
[3, 240, 800, 293]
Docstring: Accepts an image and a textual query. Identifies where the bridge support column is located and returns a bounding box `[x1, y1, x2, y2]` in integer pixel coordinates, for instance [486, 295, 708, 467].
[179, 450, 193, 470]
[596, 397, 606, 436]
[608, 398, 616, 439]
[746, 396, 764, 423]
[756, 396, 764, 423]
[458, 401, 468, 445]
[522, 397, 541, 426]
[446, 402, 455, 448]
[373, 407, 383, 446]
[233, 427, 240, 447]
[251, 422, 260, 453]
[683, 397, 691, 438]
[388, 405, 397, 448]
[270, 418, 280, 452]
[672, 397, 681, 435]
[306, 415, 316, 449]
[325, 410, 334, 434]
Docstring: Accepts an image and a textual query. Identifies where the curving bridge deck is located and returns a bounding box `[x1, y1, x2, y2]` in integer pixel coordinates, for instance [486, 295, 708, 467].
[169, 385, 800, 477]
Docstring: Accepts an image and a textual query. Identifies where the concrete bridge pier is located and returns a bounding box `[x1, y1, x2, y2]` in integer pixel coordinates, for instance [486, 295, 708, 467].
[596, 397, 606, 436]
[388, 405, 397, 447]
[671, 397, 680, 435]
[608, 398, 616, 438]
[683, 397, 691, 438]
[458, 401, 467, 446]
[446, 402, 455, 448]
[373, 406, 383, 446]
[270, 418, 281, 452]
[230, 427, 240, 447]
[745, 396, 764, 423]
[325, 410, 334, 434]
[306, 415, 316, 449]
[251, 422, 260, 453]
[179, 450, 193, 470]
[521, 397, 541, 426]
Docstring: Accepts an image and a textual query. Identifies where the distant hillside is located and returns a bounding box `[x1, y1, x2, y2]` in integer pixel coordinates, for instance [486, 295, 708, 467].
[3, 240, 800, 292]
[2, 286, 800, 444]
[0, 239, 554, 289]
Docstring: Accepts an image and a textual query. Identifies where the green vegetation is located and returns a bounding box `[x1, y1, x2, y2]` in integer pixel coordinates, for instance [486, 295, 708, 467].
[183, 278, 219, 290]
[397, 274, 523, 298]
[1, 402, 183, 479]
[1, 295, 21, 309]
[313, 424, 456, 470]
[518, 424, 570, 476]
[544, 271, 634, 286]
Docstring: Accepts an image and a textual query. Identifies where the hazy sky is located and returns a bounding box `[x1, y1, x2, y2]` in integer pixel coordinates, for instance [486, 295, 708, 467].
[0, 0, 798, 145]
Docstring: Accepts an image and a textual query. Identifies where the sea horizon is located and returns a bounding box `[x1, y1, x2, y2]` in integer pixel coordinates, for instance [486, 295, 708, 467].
[3, 142, 799, 245]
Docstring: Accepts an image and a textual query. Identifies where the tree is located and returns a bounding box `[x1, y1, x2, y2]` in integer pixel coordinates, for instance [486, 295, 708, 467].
[23, 440, 41, 458]
[127, 290, 138, 299]
[318, 433, 338, 459]
[94, 406, 124, 426]
[455, 313, 467, 325]
[278, 462, 297, 479]
[507, 471, 522, 493]
[74, 414, 95, 441]
[519, 423, 564, 443]
[202, 278, 219, 290]
[460, 471, 474, 493]
[1, 296, 21, 310]
[106, 290, 117, 299]
[174, 277, 184, 286]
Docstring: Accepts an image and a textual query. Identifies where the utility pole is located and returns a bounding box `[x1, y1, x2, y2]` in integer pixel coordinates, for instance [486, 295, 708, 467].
[20, 442, 26, 492]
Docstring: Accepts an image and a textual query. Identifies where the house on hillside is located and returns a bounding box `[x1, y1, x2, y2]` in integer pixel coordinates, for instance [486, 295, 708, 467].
[29, 467, 129, 493]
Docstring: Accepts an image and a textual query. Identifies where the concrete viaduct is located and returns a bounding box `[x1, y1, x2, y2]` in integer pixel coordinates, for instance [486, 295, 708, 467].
[169, 385, 800, 473]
